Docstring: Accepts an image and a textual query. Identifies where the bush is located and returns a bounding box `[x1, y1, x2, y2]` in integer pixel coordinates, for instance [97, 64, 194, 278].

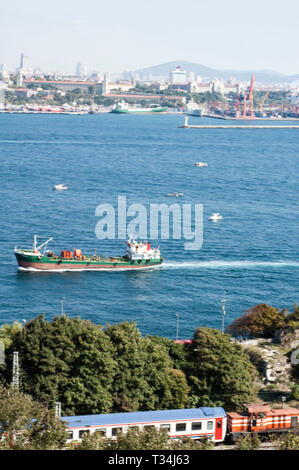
[227, 304, 287, 339]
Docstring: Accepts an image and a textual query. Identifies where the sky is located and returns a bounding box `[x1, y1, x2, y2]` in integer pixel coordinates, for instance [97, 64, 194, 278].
[1, 0, 299, 75]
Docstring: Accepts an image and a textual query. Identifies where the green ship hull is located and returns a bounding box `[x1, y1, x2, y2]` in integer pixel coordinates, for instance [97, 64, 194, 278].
[15, 251, 163, 271]
[111, 107, 167, 114]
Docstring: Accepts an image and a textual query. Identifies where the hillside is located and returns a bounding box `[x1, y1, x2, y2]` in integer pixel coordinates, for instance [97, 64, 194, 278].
[136, 60, 299, 83]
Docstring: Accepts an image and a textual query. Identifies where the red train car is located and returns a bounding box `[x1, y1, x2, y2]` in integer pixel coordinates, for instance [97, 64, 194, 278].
[227, 403, 299, 440]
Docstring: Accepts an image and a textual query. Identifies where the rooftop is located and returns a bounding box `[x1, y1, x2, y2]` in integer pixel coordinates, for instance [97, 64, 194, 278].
[62, 407, 226, 428]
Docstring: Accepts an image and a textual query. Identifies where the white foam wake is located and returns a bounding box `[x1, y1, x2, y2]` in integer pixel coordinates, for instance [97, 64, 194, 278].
[163, 260, 299, 269]
[18, 265, 162, 273]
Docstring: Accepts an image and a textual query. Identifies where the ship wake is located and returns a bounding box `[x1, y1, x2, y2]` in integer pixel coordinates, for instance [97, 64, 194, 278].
[163, 260, 299, 269]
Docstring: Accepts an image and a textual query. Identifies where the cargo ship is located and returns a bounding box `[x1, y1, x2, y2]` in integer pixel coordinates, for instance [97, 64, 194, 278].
[110, 100, 167, 114]
[14, 236, 163, 271]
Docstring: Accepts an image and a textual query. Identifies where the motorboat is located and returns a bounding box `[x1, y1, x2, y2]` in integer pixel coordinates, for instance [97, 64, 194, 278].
[166, 192, 183, 197]
[195, 162, 208, 167]
[53, 184, 68, 191]
[209, 213, 222, 221]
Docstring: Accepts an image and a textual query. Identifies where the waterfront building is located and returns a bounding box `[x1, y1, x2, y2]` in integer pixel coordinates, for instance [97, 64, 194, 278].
[169, 66, 186, 84]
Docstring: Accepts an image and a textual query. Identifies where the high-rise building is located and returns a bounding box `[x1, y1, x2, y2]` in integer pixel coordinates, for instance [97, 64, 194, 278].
[19, 53, 30, 74]
[76, 63, 87, 77]
[102, 73, 109, 95]
[0, 64, 9, 81]
[188, 71, 195, 83]
[169, 66, 186, 84]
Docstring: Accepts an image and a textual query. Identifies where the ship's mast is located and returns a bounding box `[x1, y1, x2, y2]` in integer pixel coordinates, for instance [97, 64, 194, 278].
[33, 235, 37, 251]
[33, 235, 53, 253]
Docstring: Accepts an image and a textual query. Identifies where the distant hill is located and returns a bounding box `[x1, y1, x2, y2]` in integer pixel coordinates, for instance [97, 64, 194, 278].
[135, 60, 299, 83]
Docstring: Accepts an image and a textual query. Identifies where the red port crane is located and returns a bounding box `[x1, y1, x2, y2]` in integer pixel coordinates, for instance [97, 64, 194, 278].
[234, 74, 255, 119]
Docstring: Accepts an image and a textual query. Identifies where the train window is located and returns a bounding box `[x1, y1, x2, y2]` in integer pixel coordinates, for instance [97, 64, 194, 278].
[95, 428, 106, 436]
[191, 422, 202, 431]
[67, 431, 73, 439]
[160, 424, 171, 431]
[112, 427, 123, 436]
[79, 430, 90, 438]
[144, 425, 155, 431]
[207, 421, 213, 430]
[217, 420, 222, 428]
[176, 423, 186, 432]
[129, 426, 139, 430]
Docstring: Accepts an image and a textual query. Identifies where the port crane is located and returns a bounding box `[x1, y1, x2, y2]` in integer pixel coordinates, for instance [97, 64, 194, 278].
[259, 88, 270, 114]
[235, 75, 255, 119]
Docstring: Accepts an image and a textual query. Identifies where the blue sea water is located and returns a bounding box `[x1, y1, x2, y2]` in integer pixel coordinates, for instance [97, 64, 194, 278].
[0, 113, 298, 339]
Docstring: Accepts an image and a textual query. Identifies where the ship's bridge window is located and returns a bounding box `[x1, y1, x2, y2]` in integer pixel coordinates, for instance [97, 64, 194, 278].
[112, 427, 123, 436]
[79, 429, 90, 438]
[176, 423, 186, 432]
[191, 422, 202, 431]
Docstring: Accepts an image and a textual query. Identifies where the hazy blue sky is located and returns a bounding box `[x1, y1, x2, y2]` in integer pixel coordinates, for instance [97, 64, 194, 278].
[1, 0, 299, 74]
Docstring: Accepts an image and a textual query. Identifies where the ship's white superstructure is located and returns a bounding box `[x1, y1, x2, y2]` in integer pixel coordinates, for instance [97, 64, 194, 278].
[126, 237, 161, 260]
[186, 99, 205, 117]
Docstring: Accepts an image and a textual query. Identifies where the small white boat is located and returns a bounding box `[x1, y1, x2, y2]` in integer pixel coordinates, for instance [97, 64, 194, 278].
[53, 184, 68, 191]
[166, 192, 183, 197]
[195, 162, 208, 167]
[209, 213, 222, 221]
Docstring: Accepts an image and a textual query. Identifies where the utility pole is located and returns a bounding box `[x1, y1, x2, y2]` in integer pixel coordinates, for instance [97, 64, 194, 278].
[12, 352, 20, 389]
[221, 292, 227, 334]
[175, 314, 179, 341]
[55, 402, 61, 418]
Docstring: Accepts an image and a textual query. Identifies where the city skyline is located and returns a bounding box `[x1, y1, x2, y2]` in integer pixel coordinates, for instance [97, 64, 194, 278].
[1, 0, 299, 75]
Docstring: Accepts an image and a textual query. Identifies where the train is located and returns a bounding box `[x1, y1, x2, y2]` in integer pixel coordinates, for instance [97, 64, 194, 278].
[62, 403, 299, 444]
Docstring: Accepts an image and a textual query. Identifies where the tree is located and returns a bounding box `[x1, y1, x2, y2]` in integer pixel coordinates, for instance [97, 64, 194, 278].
[226, 304, 287, 339]
[286, 304, 299, 329]
[75, 427, 213, 450]
[0, 382, 67, 450]
[0, 321, 22, 348]
[183, 327, 256, 410]
[148, 335, 189, 370]
[27, 408, 67, 450]
[2, 315, 117, 415]
[236, 433, 261, 450]
[105, 322, 190, 412]
[278, 431, 299, 450]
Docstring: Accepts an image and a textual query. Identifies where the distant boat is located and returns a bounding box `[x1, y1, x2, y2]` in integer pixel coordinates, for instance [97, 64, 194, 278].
[110, 100, 167, 114]
[186, 99, 205, 117]
[195, 162, 208, 167]
[166, 192, 183, 197]
[209, 213, 222, 221]
[53, 184, 68, 191]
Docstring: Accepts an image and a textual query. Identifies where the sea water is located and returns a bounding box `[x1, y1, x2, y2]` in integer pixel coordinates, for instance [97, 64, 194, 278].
[0, 113, 298, 339]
